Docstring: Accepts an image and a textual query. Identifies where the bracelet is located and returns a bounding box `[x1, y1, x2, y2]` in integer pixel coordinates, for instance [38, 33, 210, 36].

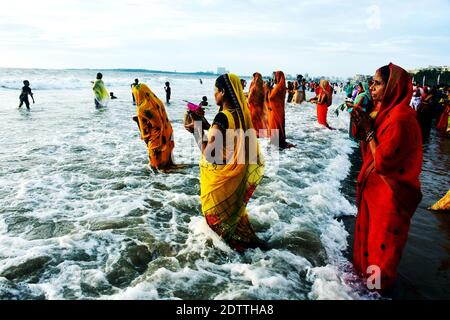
[365, 130, 375, 143]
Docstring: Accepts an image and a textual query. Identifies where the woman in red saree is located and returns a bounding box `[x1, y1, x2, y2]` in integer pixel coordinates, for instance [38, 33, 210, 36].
[351, 63, 423, 294]
[309, 79, 333, 129]
[268, 71, 294, 148]
[247, 72, 268, 137]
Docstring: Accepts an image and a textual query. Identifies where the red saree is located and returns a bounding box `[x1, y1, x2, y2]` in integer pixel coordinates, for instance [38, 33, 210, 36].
[353, 64, 423, 293]
[268, 71, 287, 147]
[316, 80, 332, 127]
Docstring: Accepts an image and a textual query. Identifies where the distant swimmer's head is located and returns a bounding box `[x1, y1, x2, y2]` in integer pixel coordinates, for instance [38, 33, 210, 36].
[110, 92, 114, 96]
[134, 79, 139, 84]
[97, 73, 103, 80]
[202, 96, 208, 102]
[23, 80, 30, 86]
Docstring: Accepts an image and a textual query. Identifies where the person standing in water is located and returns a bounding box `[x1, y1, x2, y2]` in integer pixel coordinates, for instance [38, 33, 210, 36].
[92, 73, 109, 108]
[133, 83, 175, 171]
[184, 74, 266, 252]
[164, 82, 171, 105]
[268, 71, 295, 148]
[351, 63, 423, 294]
[18, 80, 35, 110]
[131, 79, 139, 105]
[309, 79, 334, 129]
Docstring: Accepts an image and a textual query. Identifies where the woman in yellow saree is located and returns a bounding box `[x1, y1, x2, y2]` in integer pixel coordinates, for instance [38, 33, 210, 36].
[185, 74, 266, 252]
[133, 83, 175, 171]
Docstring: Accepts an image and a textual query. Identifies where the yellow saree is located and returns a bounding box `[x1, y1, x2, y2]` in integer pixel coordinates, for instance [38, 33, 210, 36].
[133, 83, 174, 170]
[200, 74, 265, 252]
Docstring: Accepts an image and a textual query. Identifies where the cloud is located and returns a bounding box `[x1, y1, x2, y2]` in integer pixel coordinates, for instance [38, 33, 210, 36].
[0, 0, 448, 77]
[366, 5, 381, 30]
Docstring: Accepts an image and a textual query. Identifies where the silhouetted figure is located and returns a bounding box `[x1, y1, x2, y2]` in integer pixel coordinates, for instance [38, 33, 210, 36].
[241, 79, 247, 90]
[110, 92, 118, 100]
[18, 80, 35, 110]
[165, 81, 171, 105]
[131, 79, 139, 105]
[200, 96, 208, 107]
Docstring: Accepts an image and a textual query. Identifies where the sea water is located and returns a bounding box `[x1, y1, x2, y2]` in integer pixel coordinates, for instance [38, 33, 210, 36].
[0, 69, 373, 300]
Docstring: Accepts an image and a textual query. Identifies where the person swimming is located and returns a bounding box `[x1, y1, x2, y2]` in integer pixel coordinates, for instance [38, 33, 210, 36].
[18, 80, 35, 110]
[110, 92, 118, 100]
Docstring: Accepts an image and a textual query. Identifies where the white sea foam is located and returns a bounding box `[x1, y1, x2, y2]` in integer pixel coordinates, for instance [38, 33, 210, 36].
[0, 69, 369, 300]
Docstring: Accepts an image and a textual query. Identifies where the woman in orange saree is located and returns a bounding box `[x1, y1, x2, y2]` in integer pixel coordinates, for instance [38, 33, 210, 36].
[133, 83, 175, 171]
[268, 71, 294, 148]
[351, 64, 423, 294]
[185, 74, 265, 252]
[247, 72, 267, 137]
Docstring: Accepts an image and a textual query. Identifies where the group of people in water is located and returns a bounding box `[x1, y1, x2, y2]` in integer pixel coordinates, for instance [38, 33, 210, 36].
[15, 63, 450, 295]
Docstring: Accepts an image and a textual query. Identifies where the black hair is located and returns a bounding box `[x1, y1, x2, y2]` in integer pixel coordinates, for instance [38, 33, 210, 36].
[23, 80, 30, 85]
[97, 73, 103, 80]
[202, 96, 208, 101]
[165, 82, 170, 86]
[378, 65, 390, 85]
[215, 75, 233, 103]
[134, 79, 139, 83]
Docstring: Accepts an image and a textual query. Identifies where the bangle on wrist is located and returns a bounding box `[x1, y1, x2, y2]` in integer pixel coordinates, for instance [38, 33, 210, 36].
[365, 129, 375, 142]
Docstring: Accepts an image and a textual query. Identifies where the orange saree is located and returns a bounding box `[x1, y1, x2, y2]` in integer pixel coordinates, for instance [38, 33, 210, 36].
[268, 71, 287, 147]
[247, 72, 267, 137]
[133, 83, 175, 170]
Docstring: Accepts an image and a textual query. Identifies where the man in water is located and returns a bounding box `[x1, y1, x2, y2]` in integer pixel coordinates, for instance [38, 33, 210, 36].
[18, 80, 35, 110]
[110, 92, 118, 100]
[165, 82, 171, 105]
[131, 79, 139, 105]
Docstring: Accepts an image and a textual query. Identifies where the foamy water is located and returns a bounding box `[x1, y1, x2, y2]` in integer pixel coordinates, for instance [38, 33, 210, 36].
[0, 69, 372, 300]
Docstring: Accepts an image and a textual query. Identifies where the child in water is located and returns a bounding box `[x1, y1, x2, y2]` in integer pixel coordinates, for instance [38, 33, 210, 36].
[110, 92, 118, 100]
[18, 80, 35, 110]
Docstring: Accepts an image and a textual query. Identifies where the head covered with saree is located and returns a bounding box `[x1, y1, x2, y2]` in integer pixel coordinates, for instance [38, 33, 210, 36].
[353, 63, 422, 291]
[248, 72, 264, 106]
[319, 79, 333, 107]
[354, 82, 372, 107]
[133, 83, 174, 170]
[268, 71, 288, 146]
[374, 63, 413, 128]
[247, 72, 267, 135]
[200, 73, 265, 252]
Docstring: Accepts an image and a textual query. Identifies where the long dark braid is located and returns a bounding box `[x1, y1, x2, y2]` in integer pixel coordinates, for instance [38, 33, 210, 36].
[223, 74, 247, 131]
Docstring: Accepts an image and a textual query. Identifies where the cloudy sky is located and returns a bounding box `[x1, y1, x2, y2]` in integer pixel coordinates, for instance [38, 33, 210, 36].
[0, 0, 449, 77]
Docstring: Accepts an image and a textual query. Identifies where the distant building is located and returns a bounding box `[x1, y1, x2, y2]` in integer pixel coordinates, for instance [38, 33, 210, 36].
[217, 67, 229, 75]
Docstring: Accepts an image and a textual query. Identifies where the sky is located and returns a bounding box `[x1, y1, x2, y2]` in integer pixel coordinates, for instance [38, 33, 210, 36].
[0, 0, 449, 78]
